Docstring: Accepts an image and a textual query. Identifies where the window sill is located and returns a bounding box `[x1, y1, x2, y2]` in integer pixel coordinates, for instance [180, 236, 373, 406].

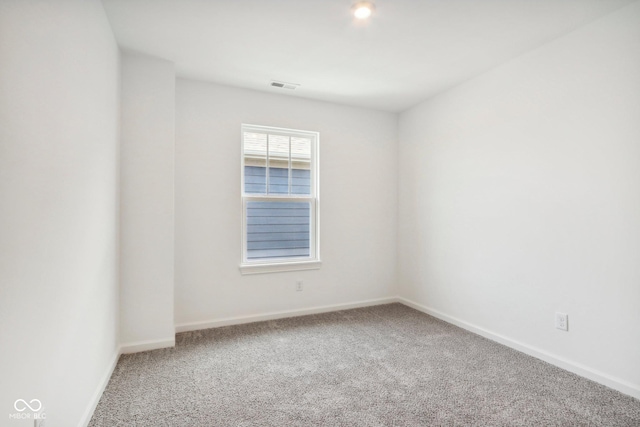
[239, 260, 322, 275]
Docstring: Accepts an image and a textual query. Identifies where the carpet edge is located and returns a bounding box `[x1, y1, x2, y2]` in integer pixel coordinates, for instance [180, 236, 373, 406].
[398, 296, 640, 401]
[175, 297, 400, 333]
[78, 345, 121, 427]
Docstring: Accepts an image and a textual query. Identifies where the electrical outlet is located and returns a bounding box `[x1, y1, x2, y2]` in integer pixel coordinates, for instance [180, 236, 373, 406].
[296, 281, 303, 292]
[555, 312, 568, 331]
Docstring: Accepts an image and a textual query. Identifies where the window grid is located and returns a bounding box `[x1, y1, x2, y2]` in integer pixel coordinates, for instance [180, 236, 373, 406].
[241, 124, 319, 269]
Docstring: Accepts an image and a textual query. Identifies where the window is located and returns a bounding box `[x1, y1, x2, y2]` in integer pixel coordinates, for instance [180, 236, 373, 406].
[240, 124, 320, 274]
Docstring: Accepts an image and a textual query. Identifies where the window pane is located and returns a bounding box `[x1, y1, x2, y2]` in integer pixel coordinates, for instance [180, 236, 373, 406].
[268, 134, 289, 194]
[243, 132, 266, 194]
[246, 201, 310, 260]
[268, 167, 289, 195]
[291, 137, 311, 195]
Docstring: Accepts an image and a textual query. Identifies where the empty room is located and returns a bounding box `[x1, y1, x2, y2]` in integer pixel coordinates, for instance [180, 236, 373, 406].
[1, 0, 640, 425]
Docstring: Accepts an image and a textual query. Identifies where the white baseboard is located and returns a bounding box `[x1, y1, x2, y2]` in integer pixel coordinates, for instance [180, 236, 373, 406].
[78, 346, 121, 427]
[398, 297, 640, 400]
[175, 297, 399, 333]
[120, 337, 176, 354]
[80, 296, 638, 426]
[79, 337, 175, 425]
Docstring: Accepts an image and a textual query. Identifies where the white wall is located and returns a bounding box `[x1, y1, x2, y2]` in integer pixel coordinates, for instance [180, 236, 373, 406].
[175, 80, 398, 327]
[0, 1, 120, 425]
[398, 2, 640, 397]
[119, 53, 175, 349]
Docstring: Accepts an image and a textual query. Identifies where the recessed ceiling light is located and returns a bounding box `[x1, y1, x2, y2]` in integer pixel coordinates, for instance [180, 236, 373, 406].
[352, 1, 375, 20]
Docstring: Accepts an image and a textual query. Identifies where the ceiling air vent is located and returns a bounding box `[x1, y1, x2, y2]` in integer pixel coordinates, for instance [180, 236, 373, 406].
[270, 81, 299, 90]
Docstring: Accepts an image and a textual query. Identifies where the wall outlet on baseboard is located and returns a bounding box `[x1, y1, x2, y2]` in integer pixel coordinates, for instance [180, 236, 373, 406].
[555, 312, 568, 331]
[296, 281, 303, 292]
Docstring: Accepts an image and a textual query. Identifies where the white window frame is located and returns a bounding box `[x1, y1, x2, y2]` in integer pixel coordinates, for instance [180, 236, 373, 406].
[240, 124, 321, 275]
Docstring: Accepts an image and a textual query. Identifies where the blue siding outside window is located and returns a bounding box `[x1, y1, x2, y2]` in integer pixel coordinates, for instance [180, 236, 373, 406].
[244, 166, 310, 195]
[246, 201, 311, 259]
[244, 166, 312, 259]
[244, 165, 266, 194]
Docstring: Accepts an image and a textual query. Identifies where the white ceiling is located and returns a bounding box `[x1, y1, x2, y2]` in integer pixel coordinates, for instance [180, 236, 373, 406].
[102, 0, 634, 112]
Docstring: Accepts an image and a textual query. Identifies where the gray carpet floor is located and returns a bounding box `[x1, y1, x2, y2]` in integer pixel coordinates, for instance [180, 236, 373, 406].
[89, 303, 640, 426]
